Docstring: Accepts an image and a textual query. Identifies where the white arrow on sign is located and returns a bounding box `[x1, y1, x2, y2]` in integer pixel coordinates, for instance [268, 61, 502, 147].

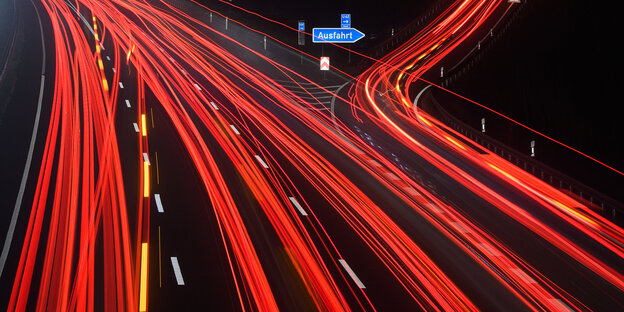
[320, 56, 330, 71]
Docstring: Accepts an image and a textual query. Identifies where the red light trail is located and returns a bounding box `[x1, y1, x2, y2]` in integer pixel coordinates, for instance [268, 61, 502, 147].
[3, 0, 623, 311]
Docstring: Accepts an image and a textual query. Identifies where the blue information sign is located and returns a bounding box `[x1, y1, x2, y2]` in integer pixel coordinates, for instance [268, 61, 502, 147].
[312, 28, 365, 43]
[341, 14, 351, 28]
[298, 21, 305, 31]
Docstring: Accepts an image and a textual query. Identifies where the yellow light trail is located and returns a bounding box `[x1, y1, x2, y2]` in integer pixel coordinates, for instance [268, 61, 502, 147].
[141, 114, 147, 136]
[139, 242, 149, 311]
[143, 161, 150, 197]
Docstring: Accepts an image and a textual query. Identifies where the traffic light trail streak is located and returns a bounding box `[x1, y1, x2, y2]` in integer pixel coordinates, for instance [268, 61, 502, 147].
[4, 0, 624, 311]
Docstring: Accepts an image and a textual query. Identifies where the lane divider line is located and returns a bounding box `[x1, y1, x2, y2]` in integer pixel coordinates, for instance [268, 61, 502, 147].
[125, 99, 131, 107]
[143, 152, 150, 165]
[133, 122, 140, 133]
[155, 151, 160, 184]
[510, 268, 536, 284]
[423, 203, 444, 213]
[154, 194, 164, 213]
[119, 81, 124, 89]
[478, 243, 502, 257]
[229, 124, 240, 135]
[338, 259, 366, 289]
[288, 197, 308, 216]
[158, 226, 162, 288]
[254, 155, 269, 169]
[384, 172, 400, 181]
[209, 101, 219, 110]
[450, 222, 471, 234]
[403, 187, 420, 196]
[170, 257, 185, 285]
[547, 299, 572, 312]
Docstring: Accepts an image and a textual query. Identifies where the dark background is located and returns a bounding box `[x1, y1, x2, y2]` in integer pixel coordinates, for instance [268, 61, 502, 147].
[204, 0, 624, 201]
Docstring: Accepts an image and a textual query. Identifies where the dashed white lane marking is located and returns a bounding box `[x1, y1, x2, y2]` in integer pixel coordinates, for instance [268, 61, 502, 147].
[106, 55, 110, 61]
[142, 152, 150, 165]
[154, 194, 164, 213]
[547, 299, 572, 312]
[288, 197, 307, 216]
[478, 243, 502, 257]
[367, 159, 382, 167]
[423, 203, 444, 213]
[229, 125, 240, 135]
[403, 187, 420, 197]
[510, 268, 536, 284]
[119, 81, 124, 89]
[450, 221, 470, 233]
[133, 122, 140, 133]
[254, 155, 269, 169]
[170, 257, 185, 285]
[384, 172, 400, 181]
[209, 101, 219, 110]
[194, 83, 201, 91]
[338, 259, 366, 289]
[125, 99, 131, 108]
[112, 68, 116, 73]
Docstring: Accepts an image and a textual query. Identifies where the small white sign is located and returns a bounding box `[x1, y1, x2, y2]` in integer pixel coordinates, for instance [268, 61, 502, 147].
[320, 56, 330, 71]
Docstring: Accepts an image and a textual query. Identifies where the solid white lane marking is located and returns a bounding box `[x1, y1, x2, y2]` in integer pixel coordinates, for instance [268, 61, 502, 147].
[510, 268, 536, 284]
[1, 1, 47, 277]
[194, 83, 201, 91]
[450, 222, 470, 233]
[133, 123, 140, 133]
[255, 155, 269, 169]
[119, 81, 124, 89]
[288, 197, 307, 216]
[229, 125, 240, 135]
[154, 194, 164, 213]
[170, 257, 185, 285]
[210, 101, 218, 110]
[338, 259, 366, 289]
[143, 152, 150, 165]
[125, 99, 131, 108]
[478, 243, 502, 257]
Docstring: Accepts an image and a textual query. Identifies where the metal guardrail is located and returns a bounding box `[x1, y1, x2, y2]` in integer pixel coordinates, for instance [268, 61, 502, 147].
[364, 0, 454, 60]
[425, 91, 624, 224]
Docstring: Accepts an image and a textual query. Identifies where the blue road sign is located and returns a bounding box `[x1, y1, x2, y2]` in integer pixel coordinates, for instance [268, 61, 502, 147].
[298, 21, 305, 31]
[312, 28, 365, 43]
[341, 14, 351, 28]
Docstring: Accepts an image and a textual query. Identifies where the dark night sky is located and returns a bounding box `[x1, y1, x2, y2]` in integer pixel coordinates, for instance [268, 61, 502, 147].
[211, 0, 623, 199]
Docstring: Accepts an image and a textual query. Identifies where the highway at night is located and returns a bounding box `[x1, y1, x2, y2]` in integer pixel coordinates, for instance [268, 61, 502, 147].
[0, 0, 623, 311]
